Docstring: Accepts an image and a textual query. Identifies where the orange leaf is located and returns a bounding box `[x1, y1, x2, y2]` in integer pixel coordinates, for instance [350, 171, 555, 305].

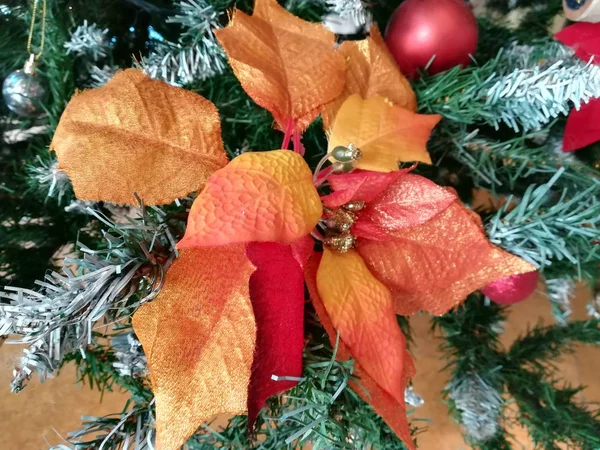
[316, 248, 408, 404]
[178, 150, 322, 248]
[215, 0, 345, 132]
[132, 246, 256, 450]
[322, 27, 417, 129]
[51, 69, 227, 205]
[328, 95, 440, 172]
[305, 255, 416, 450]
[358, 201, 537, 316]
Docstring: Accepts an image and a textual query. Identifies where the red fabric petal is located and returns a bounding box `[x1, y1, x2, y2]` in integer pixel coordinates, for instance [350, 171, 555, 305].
[353, 174, 457, 240]
[290, 235, 315, 270]
[321, 170, 405, 208]
[563, 100, 600, 151]
[555, 22, 600, 64]
[246, 242, 305, 428]
[304, 254, 416, 450]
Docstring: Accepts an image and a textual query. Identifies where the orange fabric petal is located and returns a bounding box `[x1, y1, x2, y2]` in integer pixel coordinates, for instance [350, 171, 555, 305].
[178, 150, 323, 248]
[305, 255, 415, 450]
[322, 27, 417, 129]
[357, 202, 537, 316]
[215, 0, 345, 132]
[316, 248, 408, 404]
[132, 246, 256, 450]
[328, 95, 440, 172]
[353, 173, 457, 239]
[51, 69, 227, 205]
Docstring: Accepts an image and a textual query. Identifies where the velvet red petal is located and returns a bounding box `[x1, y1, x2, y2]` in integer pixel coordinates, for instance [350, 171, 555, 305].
[321, 170, 405, 208]
[353, 173, 457, 240]
[246, 242, 305, 428]
[555, 22, 600, 63]
[304, 254, 416, 450]
[563, 100, 600, 151]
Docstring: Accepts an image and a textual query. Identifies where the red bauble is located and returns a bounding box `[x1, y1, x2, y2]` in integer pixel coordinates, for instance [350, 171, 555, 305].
[481, 271, 539, 305]
[385, 0, 478, 78]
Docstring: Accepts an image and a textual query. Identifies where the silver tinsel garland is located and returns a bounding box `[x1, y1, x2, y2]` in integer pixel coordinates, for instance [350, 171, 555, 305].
[0, 206, 174, 392]
[486, 43, 600, 132]
[142, 0, 225, 85]
[64, 20, 112, 61]
[447, 374, 504, 442]
[545, 278, 575, 325]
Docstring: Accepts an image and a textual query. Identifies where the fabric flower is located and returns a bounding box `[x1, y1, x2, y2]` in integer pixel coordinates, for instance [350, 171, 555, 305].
[555, 23, 600, 152]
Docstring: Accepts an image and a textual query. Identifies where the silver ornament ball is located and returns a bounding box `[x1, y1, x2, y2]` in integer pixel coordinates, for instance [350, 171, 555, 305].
[2, 69, 47, 117]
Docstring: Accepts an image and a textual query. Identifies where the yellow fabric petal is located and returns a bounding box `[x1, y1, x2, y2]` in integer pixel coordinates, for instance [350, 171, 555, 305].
[328, 95, 440, 172]
[316, 248, 408, 404]
[178, 150, 323, 248]
[322, 27, 417, 129]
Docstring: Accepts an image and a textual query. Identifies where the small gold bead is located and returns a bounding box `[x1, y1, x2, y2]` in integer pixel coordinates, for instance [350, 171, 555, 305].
[325, 208, 357, 232]
[324, 233, 356, 253]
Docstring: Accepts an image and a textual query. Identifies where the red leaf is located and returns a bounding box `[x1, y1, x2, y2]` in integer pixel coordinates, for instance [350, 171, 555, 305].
[321, 170, 405, 208]
[246, 242, 305, 428]
[290, 235, 315, 270]
[563, 100, 600, 151]
[353, 173, 457, 239]
[555, 22, 600, 63]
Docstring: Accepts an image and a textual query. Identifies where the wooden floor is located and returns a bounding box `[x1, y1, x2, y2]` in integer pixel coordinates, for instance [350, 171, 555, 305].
[1, 286, 599, 449]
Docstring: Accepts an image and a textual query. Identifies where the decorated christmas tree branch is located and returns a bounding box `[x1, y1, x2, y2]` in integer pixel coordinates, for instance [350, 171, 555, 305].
[436, 295, 600, 449]
[485, 171, 600, 279]
[433, 125, 600, 193]
[507, 319, 600, 368]
[415, 41, 600, 132]
[0, 204, 176, 392]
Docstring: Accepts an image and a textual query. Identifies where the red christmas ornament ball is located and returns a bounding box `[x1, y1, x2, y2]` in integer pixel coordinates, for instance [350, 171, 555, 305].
[385, 0, 478, 78]
[481, 271, 539, 305]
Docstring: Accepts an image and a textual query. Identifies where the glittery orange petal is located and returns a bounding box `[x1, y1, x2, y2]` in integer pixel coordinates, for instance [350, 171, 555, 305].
[353, 173, 457, 239]
[132, 246, 256, 450]
[305, 255, 416, 450]
[316, 248, 408, 404]
[322, 26, 417, 129]
[328, 95, 440, 172]
[51, 69, 227, 205]
[177, 150, 323, 248]
[214, 0, 345, 132]
[357, 201, 537, 316]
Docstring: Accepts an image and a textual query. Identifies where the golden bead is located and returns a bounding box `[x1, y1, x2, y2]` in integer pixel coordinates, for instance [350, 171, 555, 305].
[324, 233, 356, 253]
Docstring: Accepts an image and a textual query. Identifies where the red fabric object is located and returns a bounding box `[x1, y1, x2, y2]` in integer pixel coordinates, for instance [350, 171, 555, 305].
[353, 173, 456, 239]
[246, 242, 305, 428]
[563, 100, 600, 151]
[290, 235, 315, 270]
[555, 22, 600, 63]
[304, 255, 416, 450]
[321, 169, 406, 208]
[555, 22, 600, 152]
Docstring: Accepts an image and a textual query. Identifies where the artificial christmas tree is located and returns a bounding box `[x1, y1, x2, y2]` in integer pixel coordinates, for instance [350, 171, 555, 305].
[1, 1, 600, 449]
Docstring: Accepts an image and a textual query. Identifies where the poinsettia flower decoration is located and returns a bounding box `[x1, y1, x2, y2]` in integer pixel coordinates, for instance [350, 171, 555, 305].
[48, 2, 536, 450]
[555, 22, 600, 152]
